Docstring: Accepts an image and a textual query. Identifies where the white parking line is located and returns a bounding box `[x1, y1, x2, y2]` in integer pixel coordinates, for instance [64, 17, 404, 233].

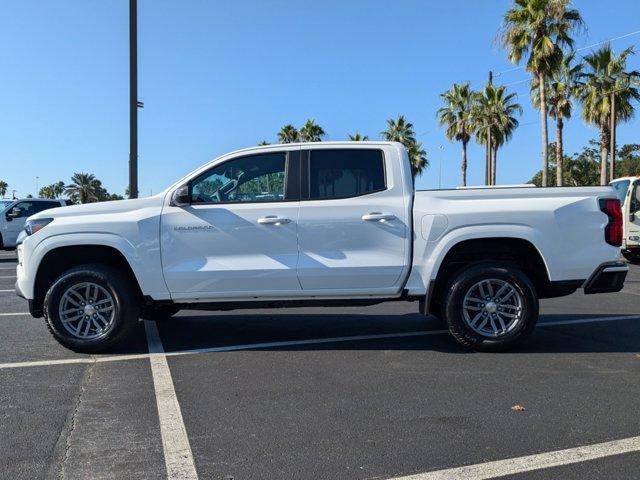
[389, 436, 640, 480]
[0, 275, 17, 278]
[0, 289, 14, 292]
[145, 321, 198, 480]
[0, 312, 30, 316]
[0, 314, 637, 371]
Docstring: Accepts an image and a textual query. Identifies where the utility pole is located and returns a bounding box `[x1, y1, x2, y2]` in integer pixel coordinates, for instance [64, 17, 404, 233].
[486, 71, 493, 186]
[129, 0, 139, 199]
[610, 92, 616, 182]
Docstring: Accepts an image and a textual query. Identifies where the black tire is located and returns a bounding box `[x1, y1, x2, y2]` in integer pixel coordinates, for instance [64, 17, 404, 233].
[43, 264, 139, 353]
[443, 262, 538, 352]
[622, 250, 640, 264]
[140, 305, 181, 321]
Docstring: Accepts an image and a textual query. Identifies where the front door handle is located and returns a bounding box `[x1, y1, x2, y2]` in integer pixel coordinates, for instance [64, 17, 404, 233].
[258, 216, 291, 225]
[362, 212, 396, 222]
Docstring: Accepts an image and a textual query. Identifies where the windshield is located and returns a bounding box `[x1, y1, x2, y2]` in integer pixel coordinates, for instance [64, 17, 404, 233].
[0, 200, 13, 212]
[610, 180, 630, 205]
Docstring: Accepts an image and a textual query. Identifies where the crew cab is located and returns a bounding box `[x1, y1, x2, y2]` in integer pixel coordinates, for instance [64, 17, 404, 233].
[15, 142, 627, 352]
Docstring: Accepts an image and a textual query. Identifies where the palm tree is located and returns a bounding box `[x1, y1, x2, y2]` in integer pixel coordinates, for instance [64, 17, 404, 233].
[348, 133, 369, 141]
[299, 119, 325, 142]
[277, 124, 299, 143]
[65, 173, 99, 204]
[258, 140, 270, 146]
[381, 115, 416, 146]
[501, 0, 583, 186]
[531, 51, 582, 186]
[0, 180, 7, 198]
[578, 44, 640, 184]
[39, 185, 56, 199]
[472, 84, 522, 185]
[407, 142, 429, 177]
[437, 82, 476, 186]
[382, 115, 428, 177]
[53, 181, 66, 198]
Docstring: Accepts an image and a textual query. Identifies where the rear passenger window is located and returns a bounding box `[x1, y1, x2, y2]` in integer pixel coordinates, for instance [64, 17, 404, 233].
[34, 201, 61, 213]
[309, 149, 385, 200]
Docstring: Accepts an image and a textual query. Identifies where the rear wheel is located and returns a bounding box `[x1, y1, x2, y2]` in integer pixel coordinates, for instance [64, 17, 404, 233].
[43, 264, 139, 353]
[443, 262, 538, 352]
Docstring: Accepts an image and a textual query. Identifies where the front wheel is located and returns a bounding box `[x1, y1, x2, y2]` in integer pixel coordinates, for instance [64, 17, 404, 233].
[43, 264, 139, 353]
[443, 262, 538, 352]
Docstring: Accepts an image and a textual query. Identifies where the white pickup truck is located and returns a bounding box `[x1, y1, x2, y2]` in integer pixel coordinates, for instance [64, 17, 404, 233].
[15, 142, 627, 352]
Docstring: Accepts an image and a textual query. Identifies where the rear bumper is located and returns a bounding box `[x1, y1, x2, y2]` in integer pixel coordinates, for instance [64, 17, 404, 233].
[583, 261, 628, 294]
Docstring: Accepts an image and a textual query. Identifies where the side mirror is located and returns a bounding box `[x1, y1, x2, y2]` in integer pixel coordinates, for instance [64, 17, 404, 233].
[6, 208, 21, 221]
[170, 185, 190, 207]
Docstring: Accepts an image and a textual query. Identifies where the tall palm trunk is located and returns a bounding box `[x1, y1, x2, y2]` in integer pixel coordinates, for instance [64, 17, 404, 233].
[461, 139, 468, 187]
[484, 144, 490, 185]
[610, 93, 616, 181]
[599, 127, 609, 186]
[491, 146, 498, 185]
[556, 117, 564, 187]
[538, 72, 549, 187]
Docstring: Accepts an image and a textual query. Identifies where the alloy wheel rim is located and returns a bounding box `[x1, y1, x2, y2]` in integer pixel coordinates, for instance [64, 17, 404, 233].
[462, 278, 524, 338]
[58, 282, 116, 340]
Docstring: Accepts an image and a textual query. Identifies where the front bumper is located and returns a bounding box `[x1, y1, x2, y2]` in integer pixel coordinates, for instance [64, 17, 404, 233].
[583, 261, 628, 294]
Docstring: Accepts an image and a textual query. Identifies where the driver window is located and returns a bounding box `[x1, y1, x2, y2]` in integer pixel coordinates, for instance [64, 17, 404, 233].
[191, 152, 287, 204]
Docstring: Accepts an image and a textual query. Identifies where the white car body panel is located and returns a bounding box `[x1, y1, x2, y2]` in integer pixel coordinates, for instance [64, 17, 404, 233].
[16, 142, 623, 306]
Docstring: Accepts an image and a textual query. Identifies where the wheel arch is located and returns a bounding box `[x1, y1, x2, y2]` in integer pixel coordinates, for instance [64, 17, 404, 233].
[427, 235, 554, 317]
[32, 244, 143, 317]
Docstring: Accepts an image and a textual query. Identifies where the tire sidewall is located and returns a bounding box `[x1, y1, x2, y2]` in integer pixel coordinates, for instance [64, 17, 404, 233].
[44, 266, 136, 352]
[444, 263, 538, 352]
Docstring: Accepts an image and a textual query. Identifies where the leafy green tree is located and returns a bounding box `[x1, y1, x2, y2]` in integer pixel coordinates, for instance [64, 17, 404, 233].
[299, 119, 325, 142]
[614, 144, 640, 178]
[531, 51, 582, 186]
[0, 180, 8, 198]
[530, 141, 600, 186]
[578, 44, 640, 184]
[472, 84, 522, 185]
[348, 133, 369, 141]
[381, 115, 428, 177]
[501, 0, 583, 186]
[258, 140, 270, 146]
[437, 82, 476, 186]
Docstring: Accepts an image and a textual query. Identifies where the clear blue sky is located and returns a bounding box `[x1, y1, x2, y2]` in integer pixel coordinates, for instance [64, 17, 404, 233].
[1, 0, 639, 197]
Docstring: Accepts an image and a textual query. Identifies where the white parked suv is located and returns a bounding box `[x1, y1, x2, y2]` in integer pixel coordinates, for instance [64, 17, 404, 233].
[15, 142, 627, 352]
[1, 198, 70, 249]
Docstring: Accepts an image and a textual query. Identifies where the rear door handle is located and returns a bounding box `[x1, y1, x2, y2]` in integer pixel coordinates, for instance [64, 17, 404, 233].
[258, 216, 291, 225]
[362, 212, 396, 222]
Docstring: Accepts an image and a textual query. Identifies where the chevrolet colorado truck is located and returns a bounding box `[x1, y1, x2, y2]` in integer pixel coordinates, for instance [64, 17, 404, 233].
[15, 142, 627, 352]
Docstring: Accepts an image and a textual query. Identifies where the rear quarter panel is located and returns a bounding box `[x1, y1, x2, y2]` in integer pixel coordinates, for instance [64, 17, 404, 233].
[405, 186, 621, 295]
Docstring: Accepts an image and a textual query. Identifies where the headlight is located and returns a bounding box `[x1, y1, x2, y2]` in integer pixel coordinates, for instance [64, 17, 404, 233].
[24, 218, 54, 236]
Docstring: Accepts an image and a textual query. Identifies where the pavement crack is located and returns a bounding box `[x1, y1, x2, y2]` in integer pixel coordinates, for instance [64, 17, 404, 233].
[48, 357, 97, 480]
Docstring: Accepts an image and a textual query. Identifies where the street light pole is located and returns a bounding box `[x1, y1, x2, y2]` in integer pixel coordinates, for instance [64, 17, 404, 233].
[129, 0, 139, 199]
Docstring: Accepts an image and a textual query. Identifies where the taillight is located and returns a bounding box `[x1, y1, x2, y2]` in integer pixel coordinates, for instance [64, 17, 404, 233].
[599, 198, 622, 247]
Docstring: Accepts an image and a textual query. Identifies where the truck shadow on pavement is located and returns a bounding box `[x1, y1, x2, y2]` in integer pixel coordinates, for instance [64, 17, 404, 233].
[143, 312, 640, 356]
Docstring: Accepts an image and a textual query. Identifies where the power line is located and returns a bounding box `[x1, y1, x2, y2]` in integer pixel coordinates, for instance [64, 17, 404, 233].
[495, 28, 640, 78]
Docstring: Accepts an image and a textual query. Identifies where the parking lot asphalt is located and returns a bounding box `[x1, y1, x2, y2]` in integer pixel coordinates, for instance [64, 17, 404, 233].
[1, 248, 640, 480]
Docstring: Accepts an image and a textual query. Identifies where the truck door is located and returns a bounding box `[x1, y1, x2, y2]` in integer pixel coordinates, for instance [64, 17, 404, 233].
[625, 180, 640, 251]
[296, 146, 411, 294]
[160, 149, 301, 300]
